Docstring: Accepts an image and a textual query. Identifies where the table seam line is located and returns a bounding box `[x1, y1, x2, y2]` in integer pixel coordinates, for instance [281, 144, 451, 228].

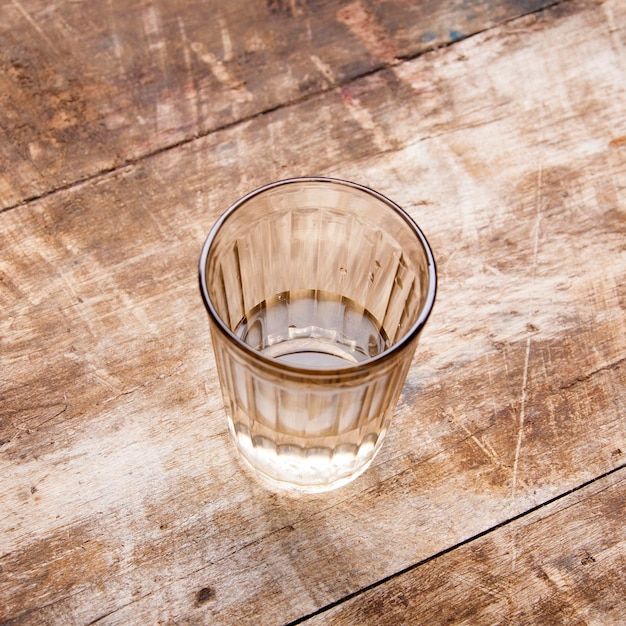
[284, 461, 626, 626]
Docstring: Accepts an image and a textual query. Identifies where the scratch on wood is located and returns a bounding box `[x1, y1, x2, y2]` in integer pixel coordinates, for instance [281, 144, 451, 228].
[512, 332, 531, 497]
[35, 404, 68, 429]
[310, 55, 336, 85]
[512, 164, 543, 497]
[510, 527, 520, 572]
[10, 403, 68, 433]
[462, 423, 502, 467]
[10, 0, 61, 56]
[176, 17, 201, 136]
[340, 88, 392, 152]
[142, 3, 174, 134]
[143, 4, 167, 67]
[289, 0, 303, 17]
[218, 17, 234, 62]
[530, 165, 543, 270]
[559, 355, 626, 390]
[336, 0, 398, 65]
[92, 370, 122, 393]
[191, 42, 252, 102]
[106, 0, 126, 77]
[443, 407, 502, 467]
[603, 0, 625, 70]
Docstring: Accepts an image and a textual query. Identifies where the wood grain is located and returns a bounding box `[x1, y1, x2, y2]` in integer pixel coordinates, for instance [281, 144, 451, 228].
[302, 469, 626, 625]
[1, 0, 625, 624]
[0, 0, 559, 210]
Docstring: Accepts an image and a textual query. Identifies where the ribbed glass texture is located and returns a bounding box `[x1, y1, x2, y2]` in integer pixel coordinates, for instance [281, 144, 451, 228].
[199, 178, 436, 492]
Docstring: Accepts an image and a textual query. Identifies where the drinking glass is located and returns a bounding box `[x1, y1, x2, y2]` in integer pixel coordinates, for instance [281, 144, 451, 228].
[199, 177, 436, 492]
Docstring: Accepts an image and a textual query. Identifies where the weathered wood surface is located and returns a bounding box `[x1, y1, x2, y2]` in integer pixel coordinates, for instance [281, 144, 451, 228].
[305, 471, 626, 625]
[0, 0, 559, 210]
[1, 0, 625, 624]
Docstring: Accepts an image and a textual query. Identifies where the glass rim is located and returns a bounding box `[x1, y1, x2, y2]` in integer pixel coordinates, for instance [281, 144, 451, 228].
[198, 176, 437, 376]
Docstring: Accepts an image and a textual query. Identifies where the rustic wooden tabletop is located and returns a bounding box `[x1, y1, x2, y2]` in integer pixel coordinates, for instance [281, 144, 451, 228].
[1, 0, 625, 624]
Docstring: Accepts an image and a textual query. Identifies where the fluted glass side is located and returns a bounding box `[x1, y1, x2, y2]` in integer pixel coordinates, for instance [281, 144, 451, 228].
[200, 178, 436, 492]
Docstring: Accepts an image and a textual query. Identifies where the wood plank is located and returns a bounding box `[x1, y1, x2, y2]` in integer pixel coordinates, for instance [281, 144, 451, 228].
[1, 0, 625, 623]
[301, 469, 626, 625]
[0, 0, 560, 210]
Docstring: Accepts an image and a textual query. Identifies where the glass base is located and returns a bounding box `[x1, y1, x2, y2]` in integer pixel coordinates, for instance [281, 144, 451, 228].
[228, 419, 384, 493]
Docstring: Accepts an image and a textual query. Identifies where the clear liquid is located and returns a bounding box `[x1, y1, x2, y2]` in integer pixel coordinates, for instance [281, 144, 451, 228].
[228, 290, 395, 492]
[234, 289, 390, 369]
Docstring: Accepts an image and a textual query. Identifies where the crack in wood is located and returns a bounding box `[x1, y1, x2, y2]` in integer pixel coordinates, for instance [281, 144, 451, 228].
[558, 355, 626, 391]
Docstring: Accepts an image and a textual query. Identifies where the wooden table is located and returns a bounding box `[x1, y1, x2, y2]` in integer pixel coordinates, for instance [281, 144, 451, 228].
[1, 0, 625, 623]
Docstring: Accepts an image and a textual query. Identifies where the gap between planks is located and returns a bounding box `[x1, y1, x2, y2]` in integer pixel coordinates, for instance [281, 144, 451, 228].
[284, 462, 626, 626]
[0, 0, 566, 217]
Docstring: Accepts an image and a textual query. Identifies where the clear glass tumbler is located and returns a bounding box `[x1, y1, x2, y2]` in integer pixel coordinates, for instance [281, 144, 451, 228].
[199, 178, 436, 492]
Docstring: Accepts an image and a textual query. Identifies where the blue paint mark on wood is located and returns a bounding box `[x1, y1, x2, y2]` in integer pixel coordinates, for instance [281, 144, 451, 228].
[449, 29, 464, 42]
